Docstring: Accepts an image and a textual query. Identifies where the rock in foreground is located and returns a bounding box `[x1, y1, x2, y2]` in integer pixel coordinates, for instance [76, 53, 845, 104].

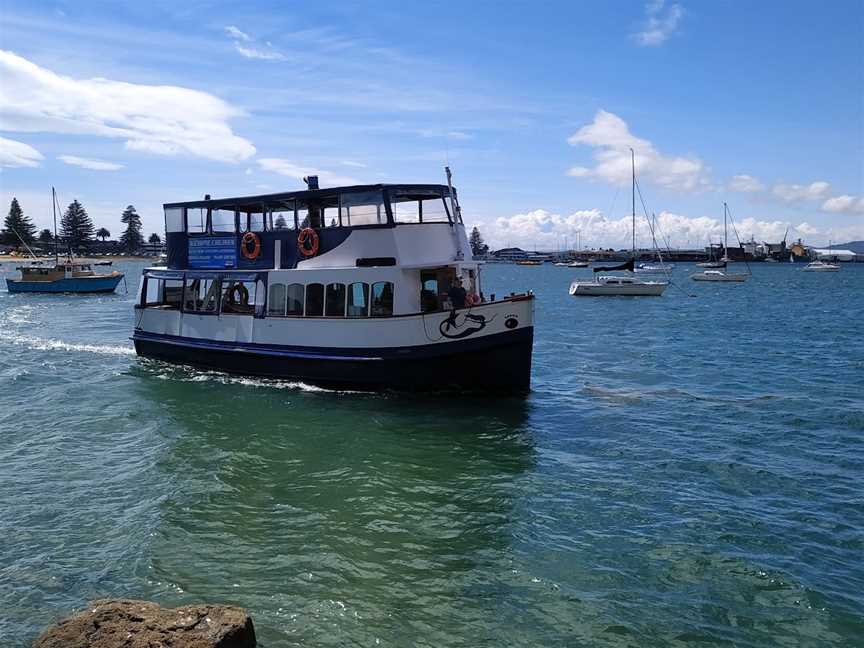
[34, 598, 256, 648]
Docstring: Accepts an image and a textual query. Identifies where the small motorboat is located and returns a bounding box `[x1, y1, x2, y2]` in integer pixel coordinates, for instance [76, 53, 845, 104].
[567, 261, 589, 268]
[690, 269, 748, 282]
[94, 260, 113, 266]
[802, 260, 840, 272]
[634, 262, 674, 274]
[697, 260, 726, 268]
[7, 257, 124, 293]
[516, 259, 543, 266]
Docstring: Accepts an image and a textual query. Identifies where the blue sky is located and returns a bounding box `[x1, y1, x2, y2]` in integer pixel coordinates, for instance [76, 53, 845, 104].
[1, 0, 862, 250]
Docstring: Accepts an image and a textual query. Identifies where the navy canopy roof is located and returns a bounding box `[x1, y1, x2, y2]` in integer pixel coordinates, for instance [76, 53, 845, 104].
[164, 183, 455, 212]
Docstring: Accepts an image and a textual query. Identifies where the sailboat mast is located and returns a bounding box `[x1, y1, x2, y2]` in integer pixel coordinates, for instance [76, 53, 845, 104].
[723, 202, 728, 258]
[52, 186, 59, 264]
[631, 148, 635, 257]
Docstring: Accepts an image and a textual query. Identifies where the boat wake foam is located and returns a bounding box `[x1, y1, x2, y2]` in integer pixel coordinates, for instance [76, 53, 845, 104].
[0, 332, 136, 356]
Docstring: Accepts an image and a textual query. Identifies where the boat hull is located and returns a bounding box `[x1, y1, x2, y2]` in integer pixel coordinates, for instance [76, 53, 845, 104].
[569, 282, 667, 296]
[5, 274, 124, 293]
[133, 326, 533, 393]
[690, 272, 749, 282]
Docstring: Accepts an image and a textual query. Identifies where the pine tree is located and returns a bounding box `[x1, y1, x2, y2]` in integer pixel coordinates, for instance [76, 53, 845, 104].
[274, 214, 287, 229]
[119, 205, 144, 254]
[38, 229, 54, 244]
[469, 226, 489, 257]
[148, 233, 161, 244]
[2, 198, 36, 245]
[60, 200, 95, 251]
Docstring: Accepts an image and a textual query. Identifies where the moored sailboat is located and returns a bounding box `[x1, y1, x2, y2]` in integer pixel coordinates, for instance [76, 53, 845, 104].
[690, 203, 750, 283]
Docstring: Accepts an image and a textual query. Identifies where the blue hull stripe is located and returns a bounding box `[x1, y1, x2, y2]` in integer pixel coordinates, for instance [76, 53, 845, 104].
[132, 327, 532, 362]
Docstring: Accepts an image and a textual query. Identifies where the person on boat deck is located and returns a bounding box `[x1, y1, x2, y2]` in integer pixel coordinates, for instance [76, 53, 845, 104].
[448, 277, 467, 309]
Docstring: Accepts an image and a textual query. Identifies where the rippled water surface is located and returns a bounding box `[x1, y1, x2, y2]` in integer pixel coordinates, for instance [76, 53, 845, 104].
[1, 261, 862, 647]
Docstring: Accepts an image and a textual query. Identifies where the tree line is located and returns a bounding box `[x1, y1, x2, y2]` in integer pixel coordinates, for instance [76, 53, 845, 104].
[1, 198, 163, 254]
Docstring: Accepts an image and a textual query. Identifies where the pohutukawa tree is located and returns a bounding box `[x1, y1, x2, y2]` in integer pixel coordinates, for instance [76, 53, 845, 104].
[2, 197, 36, 245]
[119, 205, 144, 254]
[60, 200, 95, 251]
[96, 227, 111, 242]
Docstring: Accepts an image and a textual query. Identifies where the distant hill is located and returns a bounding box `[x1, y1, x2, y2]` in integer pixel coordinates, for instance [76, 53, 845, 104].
[834, 241, 864, 254]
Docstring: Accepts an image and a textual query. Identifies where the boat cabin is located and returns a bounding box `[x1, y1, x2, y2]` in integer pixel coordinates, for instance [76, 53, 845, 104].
[145, 182, 480, 319]
[18, 262, 96, 282]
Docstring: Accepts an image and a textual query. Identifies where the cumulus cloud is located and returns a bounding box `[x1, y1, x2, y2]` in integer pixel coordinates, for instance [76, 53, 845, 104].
[483, 207, 855, 251]
[0, 135, 43, 167]
[821, 194, 864, 214]
[0, 50, 255, 163]
[58, 155, 124, 171]
[567, 110, 710, 191]
[772, 181, 831, 202]
[634, 0, 684, 47]
[728, 174, 764, 193]
[257, 158, 359, 187]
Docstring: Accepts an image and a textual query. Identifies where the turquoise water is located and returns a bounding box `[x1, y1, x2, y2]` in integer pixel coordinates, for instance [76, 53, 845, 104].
[1, 261, 862, 647]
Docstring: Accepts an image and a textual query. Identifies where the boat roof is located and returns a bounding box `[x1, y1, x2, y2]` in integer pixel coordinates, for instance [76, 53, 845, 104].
[164, 183, 455, 212]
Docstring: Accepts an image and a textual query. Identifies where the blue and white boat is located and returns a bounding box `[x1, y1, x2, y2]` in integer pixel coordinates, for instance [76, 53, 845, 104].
[6, 259, 124, 293]
[133, 171, 535, 392]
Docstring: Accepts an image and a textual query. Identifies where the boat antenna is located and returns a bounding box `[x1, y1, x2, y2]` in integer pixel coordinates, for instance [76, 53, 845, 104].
[444, 166, 464, 260]
[52, 186, 59, 265]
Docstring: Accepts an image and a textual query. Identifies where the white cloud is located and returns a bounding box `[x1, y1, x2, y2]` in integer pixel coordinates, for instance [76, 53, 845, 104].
[257, 158, 359, 187]
[225, 25, 250, 42]
[0, 50, 255, 163]
[234, 44, 286, 61]
[634, 0, 684, 47]
[821, 194, 864, 214]
[728, 174, 765, 193]
[567, 110, 710, 191]
[58, 155, 123, 171]
[481, 207, 862, 251]
[340, 160, 367, 168]
[446, 131, 472, 140]
[772, 181, 831, 202]
[0, 135, 43, 167]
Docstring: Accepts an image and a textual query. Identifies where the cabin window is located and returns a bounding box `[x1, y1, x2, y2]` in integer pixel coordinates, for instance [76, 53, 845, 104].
[221, 279, 257, 315]
[249, 212, 266, 232]
[145, 278, 183, 309]
[211, 209, 237, 234]
[183, 277, 221, 313]
[420, 198, 450, 223]
[391, 200, 421, 223]
[271, 208, 293, 230]
[370, 281, 394, 317]
[144, 278, 162, 306]
[390, 190, 452, 224]
[267, 283, 287, 316]
[165, 207, 184, 232]
[420, 270, 440, 312]
[305, 283, 324, 317]
[340, 191, 386, 227]
[186, 207, 207, 234]
[325, 283, 346, 317]
[286, 283, 304, 315]
[347, 282, 369, 317]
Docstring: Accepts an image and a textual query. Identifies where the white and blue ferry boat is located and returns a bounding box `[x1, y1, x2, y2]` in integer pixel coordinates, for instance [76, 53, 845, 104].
[133, 173, 535, 392]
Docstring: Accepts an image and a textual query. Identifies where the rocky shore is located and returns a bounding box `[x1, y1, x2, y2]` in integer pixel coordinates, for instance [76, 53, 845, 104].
[33, 599, 256, 648]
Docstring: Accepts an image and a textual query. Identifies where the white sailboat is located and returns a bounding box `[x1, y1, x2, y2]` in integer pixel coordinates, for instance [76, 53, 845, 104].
[690, 203, 750, 282]
[570, 150, 668, 297]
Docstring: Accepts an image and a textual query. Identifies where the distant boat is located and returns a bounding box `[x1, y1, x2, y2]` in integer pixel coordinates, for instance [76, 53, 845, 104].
[570, 150, 667, 297]
[94, 260, 113, 266]
[567, 260, 589, 268]
[690, 203, 750, 283]
[801, 260, 840, 272]
[516, 259, 542, 266]
[553, 262, 569, 267]
[634, 262, 674, 274]
[5, 187, 124, 294]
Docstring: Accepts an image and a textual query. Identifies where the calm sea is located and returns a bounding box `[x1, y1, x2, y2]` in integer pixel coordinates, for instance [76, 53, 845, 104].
[1, 261, 862, 647]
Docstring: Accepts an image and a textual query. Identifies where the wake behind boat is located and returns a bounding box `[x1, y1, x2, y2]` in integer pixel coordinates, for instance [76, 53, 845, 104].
[133, 170, 535, 392]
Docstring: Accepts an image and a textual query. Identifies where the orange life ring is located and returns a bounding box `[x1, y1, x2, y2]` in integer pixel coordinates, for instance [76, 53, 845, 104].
[241, 231, 261, 260]
[297, 227, 320, 257]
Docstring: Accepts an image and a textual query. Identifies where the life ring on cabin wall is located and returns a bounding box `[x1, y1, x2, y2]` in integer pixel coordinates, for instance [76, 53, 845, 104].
[228, 282, 249, 306]
[297, 227, 320, 257]
[241, 232, 261, 260]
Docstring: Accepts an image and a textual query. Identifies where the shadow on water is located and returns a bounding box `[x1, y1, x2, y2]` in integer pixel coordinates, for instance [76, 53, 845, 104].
[129, 362, 537, 646]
